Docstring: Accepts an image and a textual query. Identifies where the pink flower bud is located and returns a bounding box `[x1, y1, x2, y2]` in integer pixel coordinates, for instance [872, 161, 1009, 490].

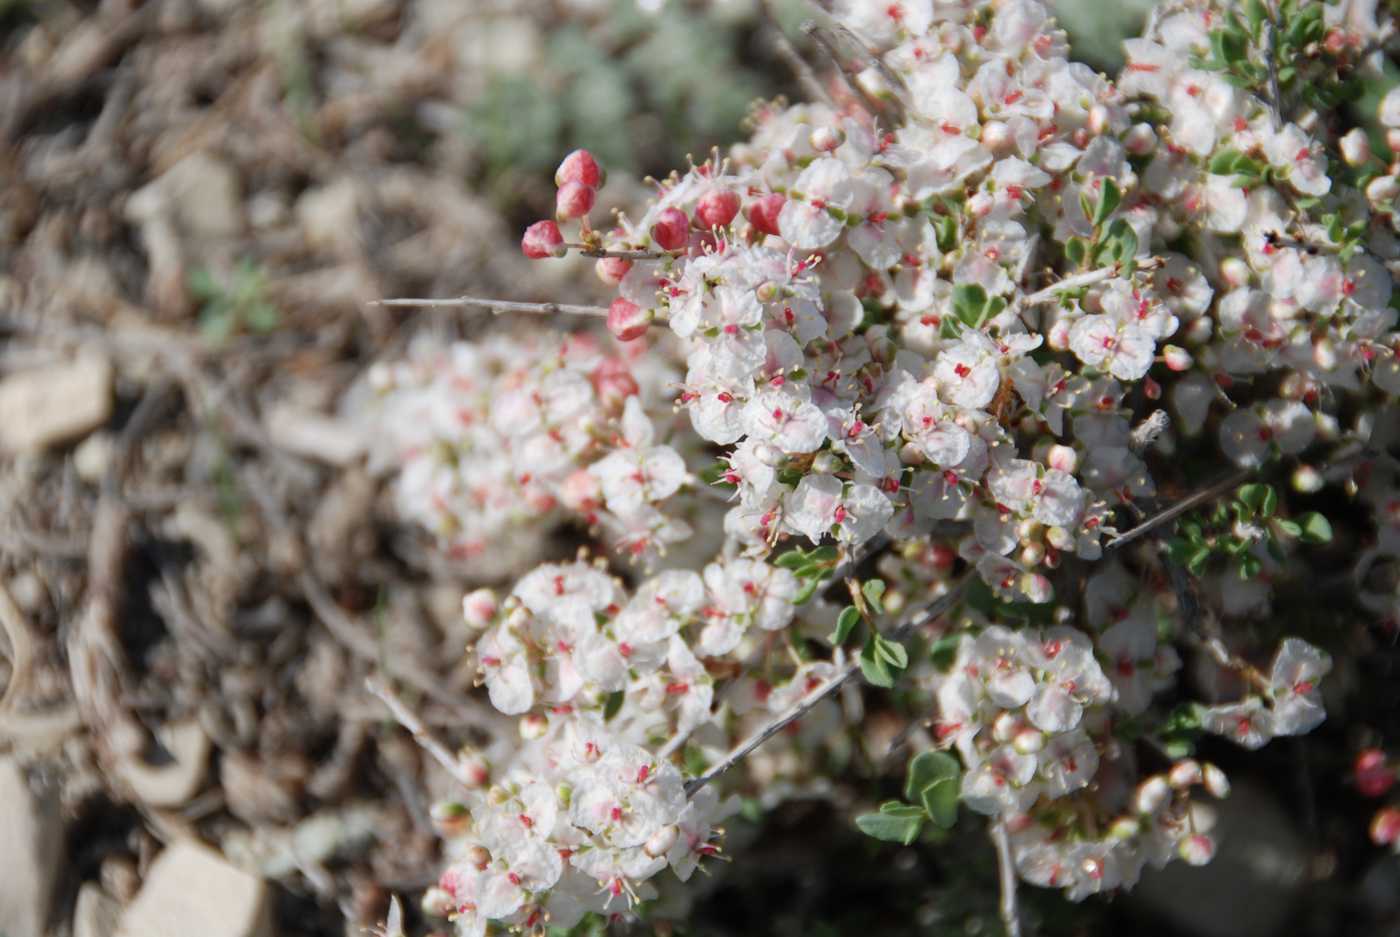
[555, 148, 603, 188]
[607, 298, 652, 342]
[1168, 759, 1203, 788]
[809, 125, 846, 152]
[465, 845, 492, 870]
[1372, 806, 1400, 845]
[1125, 123, 1158, 155]
[1012, 727, 1044, 754]
[595, 256, 632, 285]
[1356, 749, 1396, 798]
[1291, 464, 1324, 493]
[560, 469, 603, 512]
[430, 801, 471, 836]
[1340, 128, 1371, 167]
[644, 824, 680, 858]
[745, 194, 786, 237]
[462, 588, 498, 628]
[519, 713, 549, 741]
[556, 181, 596, 221]
[521, 220, 566, 259]
[1046, 444, 1077, 473]
[1202, 763, 1230, 799]
[591, 357, 640, 408]
[1178, 834, 1215, 866]
[1047, 319, 1072, 351]
[981, 120, 1011, 153]
[1163, 344, 1193, 371]
[650, 207, 690, 250]
[696, 189, 742, 229]
[422, 887, 455, 917]
[1134, 776, 1171, 814]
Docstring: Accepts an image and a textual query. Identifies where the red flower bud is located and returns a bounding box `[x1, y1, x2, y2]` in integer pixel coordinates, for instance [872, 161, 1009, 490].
[650, 207, 689, 251]
[745, 193, 786, 237]
[1356, 749, 1396, 798]
[607, 298, 651, 342]
[696, 189, 742, 229]
[521, 220, 566, 259]
[555, 181, 596, 221]
[1371, 806, 1400, 846]
[555, 148, 603, 189]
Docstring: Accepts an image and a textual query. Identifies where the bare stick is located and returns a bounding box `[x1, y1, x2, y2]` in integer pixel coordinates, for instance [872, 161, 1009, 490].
[758, 0, 832, 106]
[802, 21, 890, 119]
[370, 295, 610, 317]
[1104, 467, 1252, 551]
[1014, 257, 1163, 312]
[684, 574, 968, 796]
[1262, 19, 1284, 129]
[564, 243, 680, 261]
[992, 820, 1023, 937]
[366, 678, 480, 790]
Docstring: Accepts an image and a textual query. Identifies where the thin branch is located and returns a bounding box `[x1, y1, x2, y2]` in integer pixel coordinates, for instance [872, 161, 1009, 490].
[1014, 257, 1163, 312]
[991, 820, 1023, 937]
[369, 295, 610, 317]
[366, 678, 481, 790]
[564, 243, 681, 260]
[757, 0, 832, 106]
[1104, 467, 1252, 551]
[1261, 19, 1284, 129]
[684, 574, 968, 797]
[802, 21, 890, 119]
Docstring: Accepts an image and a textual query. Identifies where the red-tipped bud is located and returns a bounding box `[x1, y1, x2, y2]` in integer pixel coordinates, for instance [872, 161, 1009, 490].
[1371, 806, 1400, 846]
[556, 181, 596, 221]
[521, 220, 566, 259]
[591, 357, 640, 408]
[1357, 749, 1396, 798]
[607, 298, 652, 342]
[650, 207, 689, 251]
[696, 189, 742, 230]
[745, 193, 785, 237]
[595, 256, 632, 285]
[555, 148, 603, 188]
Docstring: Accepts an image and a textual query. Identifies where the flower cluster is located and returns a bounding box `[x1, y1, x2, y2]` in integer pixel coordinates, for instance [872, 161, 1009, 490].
[356, 0, 1400, 927]
[365, 331, 694, 566]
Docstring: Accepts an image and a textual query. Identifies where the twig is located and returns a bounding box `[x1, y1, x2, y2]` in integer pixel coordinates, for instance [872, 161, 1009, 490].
[991, 820, 1023, 937]
[1262, 19, 1284, 129]
[684, 574, 968, 797]
[757, 0, 832, 106]
[368, 295, 610, 317]
[802, 21, 890, 119]
[1013, 257, 1163, 312]
[366, 678, 481, 790]
[565, 243, 680, 261]
[1104, 467, 1252, 551]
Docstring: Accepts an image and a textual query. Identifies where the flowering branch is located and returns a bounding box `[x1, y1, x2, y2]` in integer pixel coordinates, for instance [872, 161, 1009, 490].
[684, 574, 969, 797]
[1014, 257, 1164, 311]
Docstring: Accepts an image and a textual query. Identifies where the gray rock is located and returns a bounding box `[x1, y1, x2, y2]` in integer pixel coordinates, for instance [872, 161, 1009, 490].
[116, 841, 274, 937]
[0, 757, 63, 937]
[0, 355, 113, 453]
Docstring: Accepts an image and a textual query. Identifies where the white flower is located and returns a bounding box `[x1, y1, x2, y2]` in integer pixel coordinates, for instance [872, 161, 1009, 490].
[1069, 315, 1155, 381]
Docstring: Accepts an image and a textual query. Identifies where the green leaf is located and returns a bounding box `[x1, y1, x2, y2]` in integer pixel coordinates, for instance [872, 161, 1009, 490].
[934, 214, 957, 253]
[929, 633, 960, 672]
[859, 637, 895, 688]
[1065, 236, 1088, 267]
[1243, 0, 1267, 34]
[1276, 518, 1302, 537]
[809, 544, 840, 564]
[1297, 512, 1332, 544]
[831, 605, 861, 645]
[1208, 148, 1244, 175]
[1236, 483, 1277, 518]
[861, 579, 887, 615]
[793, 579, 821, 605]
[855, 803, 924, 845]
[875, 634, 908, 670]
[603, 690, 624, 721]
[919, 778, 960, 829]
[774, 549, 807, 570]
[904, 750, 961, 801]
[952, 283, 988, 328]
[1092, 177, 1122, 226]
